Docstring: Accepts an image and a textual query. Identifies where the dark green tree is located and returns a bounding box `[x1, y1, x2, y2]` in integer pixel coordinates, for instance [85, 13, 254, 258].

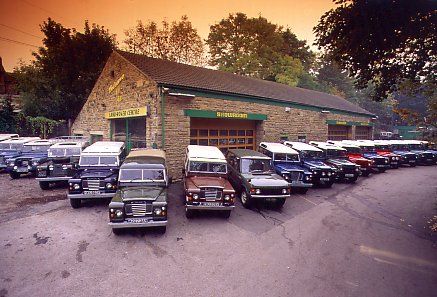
[314, 0, 437, 101]
[15, 18, 117, 121]
[0, 96, 17, 133]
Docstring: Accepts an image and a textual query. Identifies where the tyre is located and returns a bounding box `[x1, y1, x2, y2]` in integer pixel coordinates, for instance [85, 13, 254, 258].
[240, 191, 252, 208]
[379, 168, 386, 173]
[324, 181, 334, 188]
[221, 210, 232, 219]
[275, 198, 286, 208]
[297, 188, 308, 194]
[112, 228, 123, 235]
[361, 171, 370, 177]
[410, 163, 416, 167]
[70, 198, 82, 209]
[39, 181, 50, 190]
[9, 172, 20, 179]
[349, 177, 358, 183]
[185, 207, 194, 219]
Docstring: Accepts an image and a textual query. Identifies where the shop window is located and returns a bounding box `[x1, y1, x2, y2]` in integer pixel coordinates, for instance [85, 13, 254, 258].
[209, 139, 218, 146]
[190, 139, 198, 145]
[190, 129, 198, 137]
[199, 129, 208, 137]
[210, 130, 218, 136]
[229, 130, 237, 136]
[238, 130, 245, 136]
[220, 130, 228, 136]
[199, 139, 208, 145]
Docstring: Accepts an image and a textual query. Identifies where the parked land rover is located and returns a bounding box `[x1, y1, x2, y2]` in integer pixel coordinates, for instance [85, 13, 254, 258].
[183, 145, 236, 218]
[343, 141, 390, 173]
[309, 142, 361, 182]
[0, 137, 40, 170]
[226, 149, 290, 208]
[387, 140, 418, 167]
[258, 142, 312, 193]
[369, 140, 401, 169]
[108, 149, 170, 235]
[68, 141, 126, 208]
[36, 141, 89, 189]
[283, 141, 336, 187]
[403, 140, 436, 165]
[327, 141, 373, 176]
[7, 139, 52, 179]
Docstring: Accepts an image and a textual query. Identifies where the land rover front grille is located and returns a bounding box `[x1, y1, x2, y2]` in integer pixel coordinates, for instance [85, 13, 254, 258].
[260, 188, 285, 195]
[0, 156, 4, 164]
[343, 166, 356, 174]
[125, 202, 152, 217]
[52, 165, 67, 176]
[421, 152, 433, 159]
[83, 179, 102, 190]
[288, 171, 302, 181]
[200, 187, 223, 200]
[19, 160, 29, 166]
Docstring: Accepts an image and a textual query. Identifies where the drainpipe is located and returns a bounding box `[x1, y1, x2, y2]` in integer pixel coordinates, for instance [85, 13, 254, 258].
[160, 86, 166, 149]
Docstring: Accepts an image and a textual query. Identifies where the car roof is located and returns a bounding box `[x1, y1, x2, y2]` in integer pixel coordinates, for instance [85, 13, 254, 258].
[0, 134, 19, 141]
[122, 149, 166, 166]
[342, 140, 375, 147]
[1, 137, 41, 144]
[186, 145, 226, 162]
[49, 142, 86, 149]
[309, 141, 347, 151]
[81, 141, 125, 155]
[23, 139, 53, 146]
[259, 142, 299, 154]
[284, 141, 323, 152]
[327, 141, 360, 149]
[228, 149, 271, 159]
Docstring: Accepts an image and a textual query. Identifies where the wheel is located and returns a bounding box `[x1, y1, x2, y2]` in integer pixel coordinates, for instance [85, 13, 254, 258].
[156, 226, 166, 234]
[221, 210, 232, 219]
[379, 168, 386, 173]
[349, 176, 358, 183]
[70, 198, 82, 209]
[185, 207, 194, 219]
[9, 172, 20, 179]
[240, 191, 252, 208]
[324, 181, 334, 188]
[112, 228, 123, 235]
[361, 171, 370, 177]
[275, 198, 286, 208]
[39, 181, 50, 190]
[410, 163, 416, 167]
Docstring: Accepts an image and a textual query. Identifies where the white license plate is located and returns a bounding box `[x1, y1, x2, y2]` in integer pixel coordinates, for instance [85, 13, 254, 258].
[320, 178, 330, 181]
[409, 160, 415, 163]
[426, 159, 432, 161]
[17, 167, 28, 173]
[84, 190, 102, 195]
[376, 165, 385, 167]
[345, 174, 355, 177]
[200, 202, 221, 207]
[127, 218, 150, 223]
[391, 162, 398, 165]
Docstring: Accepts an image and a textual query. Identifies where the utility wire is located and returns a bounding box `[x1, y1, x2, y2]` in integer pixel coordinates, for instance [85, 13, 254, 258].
[19, 0, 82, 29]
[0, 24, 43, 39]
[0, 36, 39, 48]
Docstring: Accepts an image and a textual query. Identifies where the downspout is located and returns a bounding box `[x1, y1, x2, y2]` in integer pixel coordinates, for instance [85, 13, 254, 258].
[160, 86, 165, 149]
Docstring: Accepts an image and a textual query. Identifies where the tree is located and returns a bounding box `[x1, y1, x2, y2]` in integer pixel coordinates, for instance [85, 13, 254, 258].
[14, 18, 116, 121]
[314, 0, 437, 101]
[206, 13, 320, 89]
[123, 15, 206, 66]
[0, 96, 17, 133]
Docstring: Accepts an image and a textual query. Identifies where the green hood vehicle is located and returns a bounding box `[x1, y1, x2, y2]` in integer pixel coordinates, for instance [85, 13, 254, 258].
[108, 149, 171, 235]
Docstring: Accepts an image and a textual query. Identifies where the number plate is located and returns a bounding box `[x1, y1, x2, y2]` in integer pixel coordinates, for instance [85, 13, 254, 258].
[426, 159, 432, 161]
[391, 162, 398, 165]
[376, 165, 385, 167]
[17, 167, 28, 173]
[320, 178, 330, 181]
[345, 174, 355, 177]
[200, 202, 222, 207]
[83, 190, 102, 195]
[127, 218, 150, 223]
[409, 160, 415, 163]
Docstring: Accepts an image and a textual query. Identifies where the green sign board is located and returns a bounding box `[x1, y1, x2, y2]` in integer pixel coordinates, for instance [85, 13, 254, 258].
[326, 120, 374, 127]
[184, 109, 267, 120]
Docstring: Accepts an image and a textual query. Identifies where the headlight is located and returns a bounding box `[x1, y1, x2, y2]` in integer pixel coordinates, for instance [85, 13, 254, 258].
[73, 184, 80, 190]
[338, 167, 343, 171]
[356, 167, 360, 172]
[282, 174, 289, 180]
[385, 159, 388, 163]
[115, 209, 123, 217]
[193, 194, 199, 200]
[282, 188, 289, 194]
[13, 165, 17, 170]
[32, 161, 39, 166]
[105, 182, 113, 189]
[305, 175, 312, 181]
[49, 165, 54, 170]
[321, 172, 326, 176]
[327, 172, 331, 176]
[153, 208, 162, 215]
[255, 189, 261, 195]
[224, 195, 230, 201]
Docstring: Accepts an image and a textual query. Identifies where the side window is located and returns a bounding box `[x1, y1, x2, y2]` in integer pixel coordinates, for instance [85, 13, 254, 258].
[263, 149, 273, 158]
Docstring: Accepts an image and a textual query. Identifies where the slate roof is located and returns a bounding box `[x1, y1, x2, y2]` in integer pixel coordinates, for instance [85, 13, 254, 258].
[117, 50, 373, 116]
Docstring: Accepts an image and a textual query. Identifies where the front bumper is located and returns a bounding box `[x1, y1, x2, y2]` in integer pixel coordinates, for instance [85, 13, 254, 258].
[186, 204, 235, 211]
[36, 176, 71, 182]
[68, 192, 116, 199]
[289, 181, 313, 188]
[109, 220, 167, 229]
[250, 194, 290, 199]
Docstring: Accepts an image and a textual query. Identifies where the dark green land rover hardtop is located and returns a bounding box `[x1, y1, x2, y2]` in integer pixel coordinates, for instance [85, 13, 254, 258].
[108, 149, 170, 235]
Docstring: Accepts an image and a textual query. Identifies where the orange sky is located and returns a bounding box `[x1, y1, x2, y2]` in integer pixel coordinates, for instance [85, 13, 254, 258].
[0, 0, 336, 72]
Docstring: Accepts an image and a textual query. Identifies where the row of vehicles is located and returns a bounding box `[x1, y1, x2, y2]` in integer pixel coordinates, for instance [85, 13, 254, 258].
[1, 134, 436, 235]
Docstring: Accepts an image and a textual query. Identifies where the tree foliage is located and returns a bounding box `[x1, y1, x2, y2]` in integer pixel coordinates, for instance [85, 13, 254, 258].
[314, 0, 437, 101]
[206, 13, 318, 88]
[14, 18, 116, 121]
[124, 15, 206, 66]
[0, 96, 17, 133]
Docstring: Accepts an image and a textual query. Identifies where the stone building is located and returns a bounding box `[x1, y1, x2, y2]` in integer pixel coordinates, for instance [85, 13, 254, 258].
[0, 57, 21, 112]
[72, 50, 375, 178]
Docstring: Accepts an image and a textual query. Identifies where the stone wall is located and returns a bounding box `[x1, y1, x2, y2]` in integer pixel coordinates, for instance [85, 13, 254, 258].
[71, 52, 160, 146]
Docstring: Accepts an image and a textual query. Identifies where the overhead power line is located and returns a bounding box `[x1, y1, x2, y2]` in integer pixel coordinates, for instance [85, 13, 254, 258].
[0, 23, 43, 39]
[0, 36, 39, 48]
